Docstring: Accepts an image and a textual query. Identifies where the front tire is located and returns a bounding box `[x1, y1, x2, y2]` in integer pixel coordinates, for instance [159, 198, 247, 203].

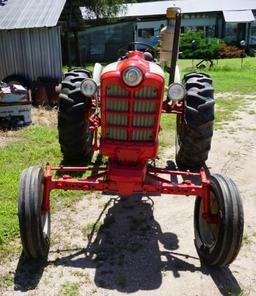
[194, 174, 244, 267]
[18, 167, 50, 259]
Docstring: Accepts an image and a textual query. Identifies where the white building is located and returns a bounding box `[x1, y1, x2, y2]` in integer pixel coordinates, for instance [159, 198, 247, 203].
[80, 0, 256, 61]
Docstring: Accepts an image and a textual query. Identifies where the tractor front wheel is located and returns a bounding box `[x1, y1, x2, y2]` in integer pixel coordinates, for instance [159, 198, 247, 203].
[18, 167, 50, 259]
[194, 174, 244, 267]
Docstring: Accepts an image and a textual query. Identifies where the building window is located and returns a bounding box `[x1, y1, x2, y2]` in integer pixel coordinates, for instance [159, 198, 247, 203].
[196, 26, 204, 32]
[184, 26, 195, 32]
[225, 23, 237, 43]
[250, 25, 256, 44]
[184, 26, 205, 33]
[138, 28, 154, 38]
[206, 25, 216, 37]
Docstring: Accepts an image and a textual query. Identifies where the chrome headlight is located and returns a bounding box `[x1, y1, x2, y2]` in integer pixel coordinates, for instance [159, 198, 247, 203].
[168, 83, 186, 102]
[81, 78, 97, 97]
[122, 66, 143, 87]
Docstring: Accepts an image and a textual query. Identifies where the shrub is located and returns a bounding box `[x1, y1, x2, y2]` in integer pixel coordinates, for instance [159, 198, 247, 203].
[219, 44, 245, 58]
[179, 31, 222, 59]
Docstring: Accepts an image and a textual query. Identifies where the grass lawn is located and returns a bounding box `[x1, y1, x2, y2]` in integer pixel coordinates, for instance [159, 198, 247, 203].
[178, 57, 256, 93]
[0, 126, 84, 257]
[0, 126, 58, 254]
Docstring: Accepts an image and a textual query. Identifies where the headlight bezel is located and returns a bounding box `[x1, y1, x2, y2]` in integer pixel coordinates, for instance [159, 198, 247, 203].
[122, 66, 143, 87]
[167, 82, 186, 102]
[80, 78, 98, 97]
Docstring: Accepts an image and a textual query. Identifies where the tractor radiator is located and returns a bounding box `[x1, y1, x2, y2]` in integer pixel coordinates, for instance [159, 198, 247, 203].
[105, 85, 158, 141]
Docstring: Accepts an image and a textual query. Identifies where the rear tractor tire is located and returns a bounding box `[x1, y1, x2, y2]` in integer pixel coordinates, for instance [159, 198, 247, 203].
[194, 174, 244, 267]
[58, 68, 93, 162]
[18, 167, 50, 259]
[176, 72, 215, 169]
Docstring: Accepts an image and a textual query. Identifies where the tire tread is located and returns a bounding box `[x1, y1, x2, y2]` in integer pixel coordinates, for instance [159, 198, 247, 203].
[176, 72, 214, 168]
[194, 174, 244, 266]
[58, 68, 93, 161]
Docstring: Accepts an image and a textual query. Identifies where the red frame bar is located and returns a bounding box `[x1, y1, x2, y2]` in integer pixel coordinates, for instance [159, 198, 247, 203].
[42, 164, 215, 223]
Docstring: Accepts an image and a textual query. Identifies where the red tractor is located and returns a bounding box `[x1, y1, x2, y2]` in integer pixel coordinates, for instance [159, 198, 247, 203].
[18, 8, 244, 267]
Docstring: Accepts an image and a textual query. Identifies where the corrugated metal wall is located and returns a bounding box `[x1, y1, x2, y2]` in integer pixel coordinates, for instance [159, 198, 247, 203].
[0, 27, 63, 82]
[79, 22, 134, 62]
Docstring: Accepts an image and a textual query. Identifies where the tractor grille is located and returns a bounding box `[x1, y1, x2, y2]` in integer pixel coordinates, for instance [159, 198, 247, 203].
[132, 116, 155, 127]
[132, 130, 154, 141]
[104, 85, 158, 141]
[133, 101, 157, 113]
[107, 85, 129, 97]
[106, 127, 127, 140]
[134, 86, 158, 99]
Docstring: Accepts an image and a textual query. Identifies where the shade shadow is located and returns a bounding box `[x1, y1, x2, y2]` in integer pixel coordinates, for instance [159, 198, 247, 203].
[49, 196, 202, 292]
[203, 265, 243, 296]
[14, 253, 46, 292]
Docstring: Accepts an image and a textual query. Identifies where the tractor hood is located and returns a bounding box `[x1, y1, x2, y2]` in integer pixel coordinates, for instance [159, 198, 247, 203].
[101, 51, 164, 79]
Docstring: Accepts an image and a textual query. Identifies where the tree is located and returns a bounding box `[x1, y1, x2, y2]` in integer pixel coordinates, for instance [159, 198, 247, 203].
[77, 0, 129, 19]
[61, 0, 131, 65]
[62, 0, 129, 27]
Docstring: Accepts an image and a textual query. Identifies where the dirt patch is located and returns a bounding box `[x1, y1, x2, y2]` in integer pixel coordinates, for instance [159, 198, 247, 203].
[0, 131, 21, 149]
[216, 92, 256, 100]
[0, 101, 256, 295]
[32, 107, 58, 128]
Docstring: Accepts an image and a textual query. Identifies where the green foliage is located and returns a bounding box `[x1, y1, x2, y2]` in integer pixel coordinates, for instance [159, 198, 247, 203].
[63, 0, 129, 26]
[180, 31, 223, 59]
[79, 0, 128, 19]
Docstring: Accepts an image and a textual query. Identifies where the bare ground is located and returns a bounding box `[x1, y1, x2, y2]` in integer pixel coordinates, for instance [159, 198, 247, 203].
[0, 98, 256, 296]
[0, 131, 20, 148]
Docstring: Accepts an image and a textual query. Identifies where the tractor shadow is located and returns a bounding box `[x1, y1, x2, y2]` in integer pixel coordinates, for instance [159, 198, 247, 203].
[48, 196, 202, 292]
[203, 265, 243, 296]
[13, 255, 47, 292]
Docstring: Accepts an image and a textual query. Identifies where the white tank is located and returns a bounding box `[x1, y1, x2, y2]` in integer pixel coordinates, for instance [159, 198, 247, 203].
[159, 19, 175, 66]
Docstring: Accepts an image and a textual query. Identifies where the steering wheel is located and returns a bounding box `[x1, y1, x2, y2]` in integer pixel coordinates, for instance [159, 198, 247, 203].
[118, 42, 157, 61]
[128, 42, 157, 59]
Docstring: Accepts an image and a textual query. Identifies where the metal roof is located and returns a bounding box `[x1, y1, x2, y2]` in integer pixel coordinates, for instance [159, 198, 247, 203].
[223, 10, 255, 23]
[81, 0, 256, 20]
[0, 0, 66, 29]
